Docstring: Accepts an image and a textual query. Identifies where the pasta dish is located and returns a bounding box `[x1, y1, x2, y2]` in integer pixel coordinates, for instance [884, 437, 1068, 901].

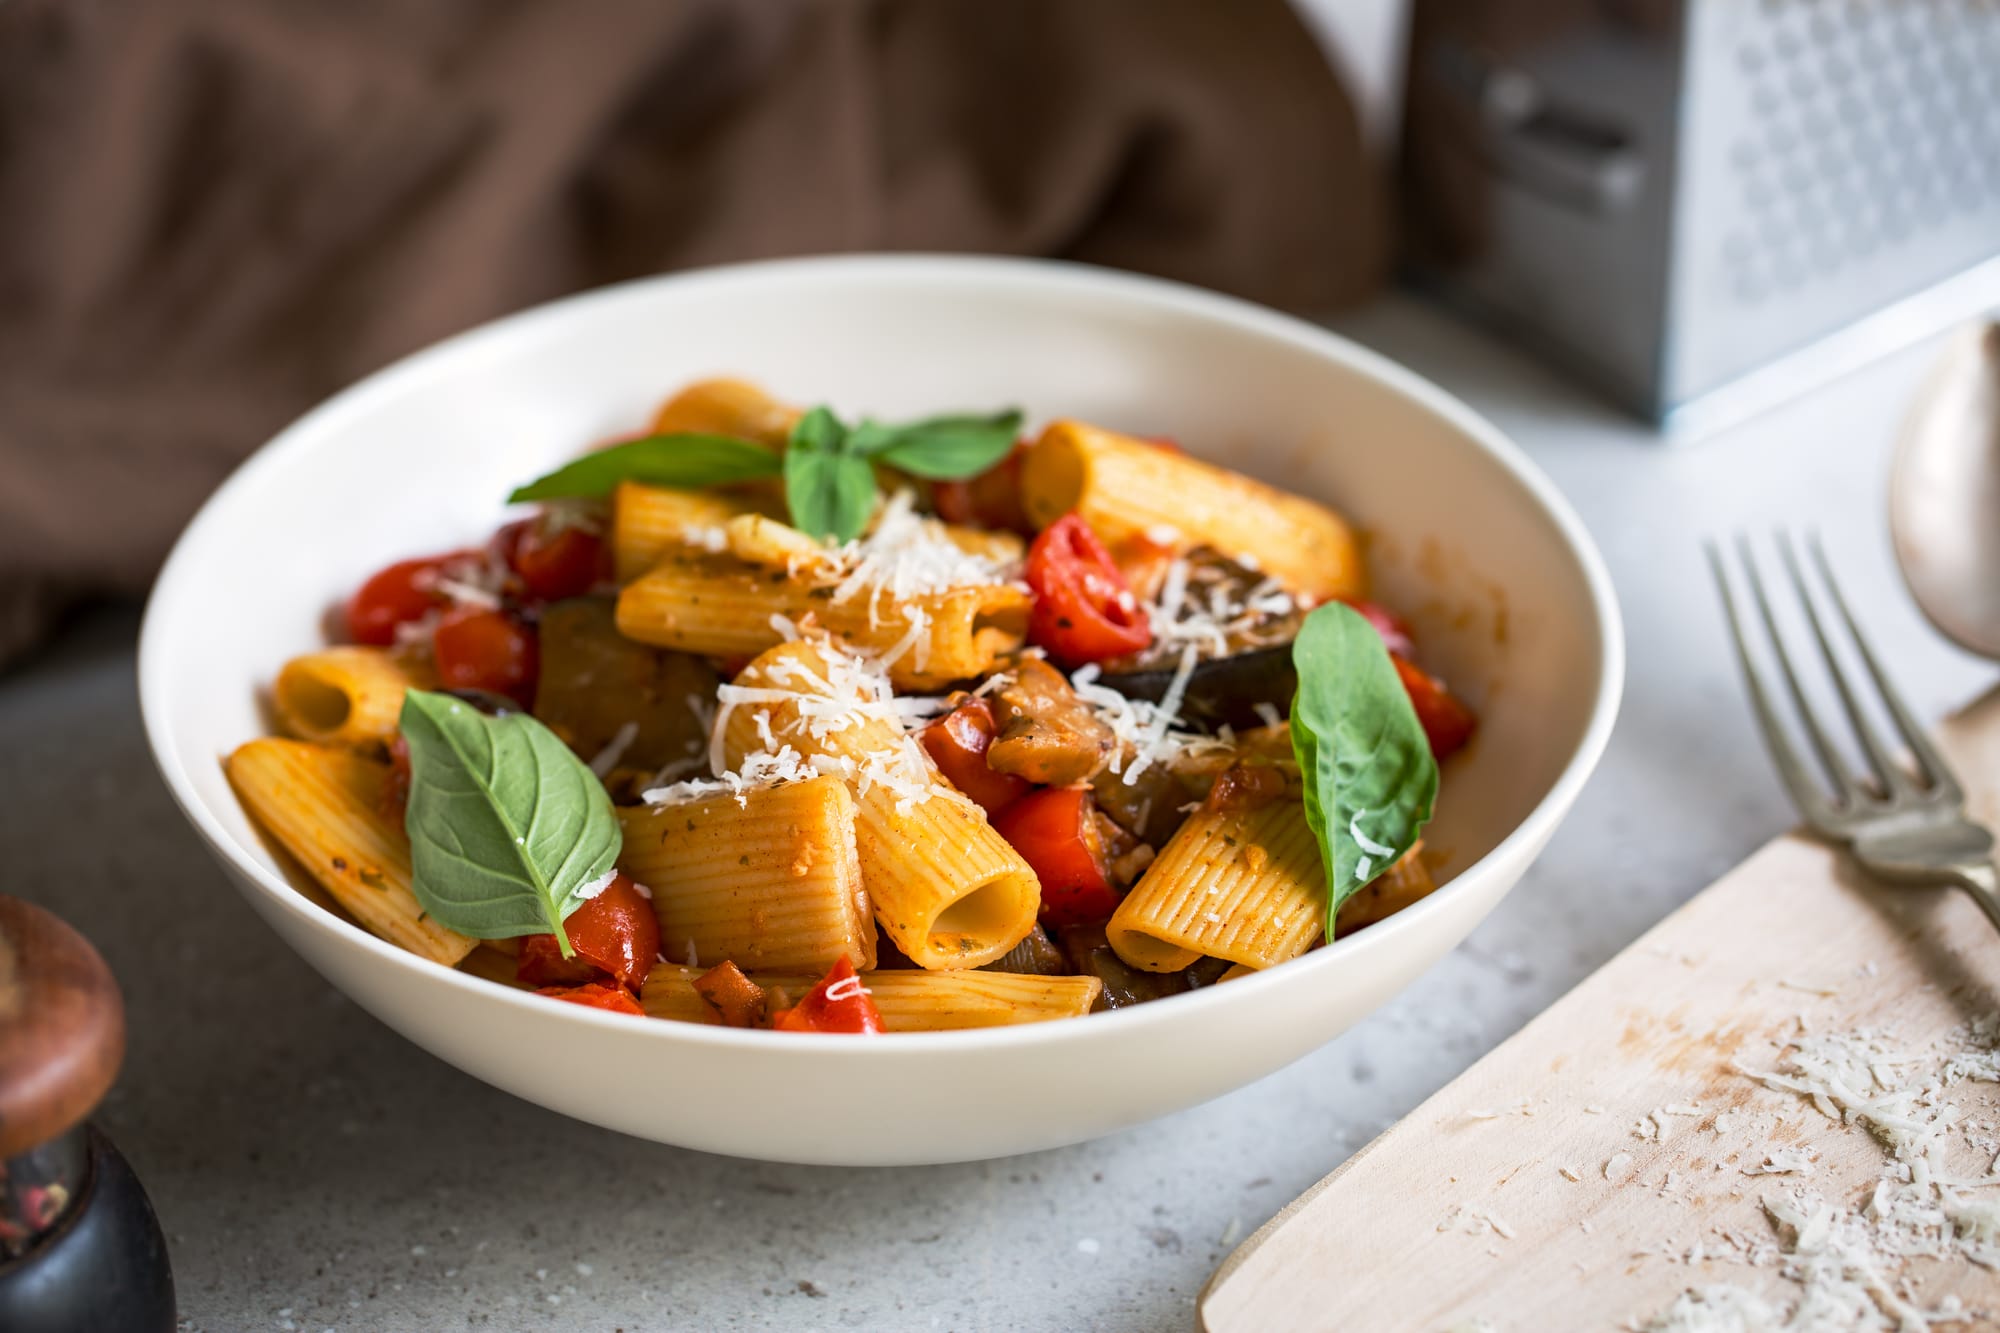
[227, 379, 1477, 1034]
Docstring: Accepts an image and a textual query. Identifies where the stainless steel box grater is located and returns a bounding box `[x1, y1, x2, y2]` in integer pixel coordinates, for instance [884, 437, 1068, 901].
[1400, 0, 2000, 429]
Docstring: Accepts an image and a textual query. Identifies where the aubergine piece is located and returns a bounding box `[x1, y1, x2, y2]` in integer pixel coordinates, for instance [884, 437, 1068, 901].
[977, 924, 1070, 977]
[532, 598, 718, 783]
[1096, 644, 1297, 731]
[1055, 923, 1190, 1010]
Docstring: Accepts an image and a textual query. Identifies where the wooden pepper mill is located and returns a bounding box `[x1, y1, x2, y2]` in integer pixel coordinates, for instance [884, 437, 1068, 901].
[0, 896, 175, 1330]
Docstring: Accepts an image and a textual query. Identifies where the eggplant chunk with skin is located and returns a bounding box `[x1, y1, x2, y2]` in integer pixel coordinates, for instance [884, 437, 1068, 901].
[1096, 643, 1297, 732]
[532, 598, 718, 787]
[987, 657, 1117, 786]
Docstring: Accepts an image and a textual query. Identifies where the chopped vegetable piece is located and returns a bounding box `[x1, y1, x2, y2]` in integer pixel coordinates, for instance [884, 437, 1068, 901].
[991, 786, 1120, 927]
[693, 961, 769, 1028]
[433, 607, 539, 707]
[1024, 514, 1151, 666]
[535, 982, 644, 1014]
[344, 553, 463, 646]
[987, 657, 1117, 786]
[499, 516, 609, 603]
[1392, 656, 1477, 760]
[770, 958, 884, 1035]
[931, 442, 1032, 535]
[515, 873, 660, 990]
[919, 697, 1031, 815]
[1342, 598, 1417, 659]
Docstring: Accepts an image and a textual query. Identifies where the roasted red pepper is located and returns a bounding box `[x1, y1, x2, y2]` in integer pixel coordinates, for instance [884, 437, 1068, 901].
[535, 982, 644, 1015]
[770, 957, 884, 1034]
[495, 515, 608, 603]
[515, 873, 660, 990]
[344, 553, 465, 646]
[1392, 656, 1477, 761]
[991, 786, 1120, 927]
[919, 697, 1031, 815]
[1024, 514, 1151, 667]
[433, 607, 540, 707]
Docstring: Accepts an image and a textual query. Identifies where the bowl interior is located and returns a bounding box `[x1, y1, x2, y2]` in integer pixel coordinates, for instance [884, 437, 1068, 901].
[145, 257, 1613, 1012]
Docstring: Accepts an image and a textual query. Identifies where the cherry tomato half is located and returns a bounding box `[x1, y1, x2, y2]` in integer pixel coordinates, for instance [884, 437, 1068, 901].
[432, 607, 539, 707]
[770, 957, 884, 1034]
[344, 554, 463, 646]
[496, 516, 608, 604]
[516, 873, 660, 990]
[919, 697, 1031, 815]
[1024, 514, 1151, 667]
[535, 982, 644, 1015]
[991, 786, 1120, 928]
[1392, 656, 1477, 761]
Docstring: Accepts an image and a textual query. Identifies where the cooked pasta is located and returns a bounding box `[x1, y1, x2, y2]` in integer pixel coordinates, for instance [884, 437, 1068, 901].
[225, 738, 476, 967]
[231, 373, 1480, 1033]
[616, 548, 1029, 691]
[617, 776, 876, 973]
[273, 646, 429, 752]
[1104, 775, 1325, 973]
[641, 963, 1101, 1030]
[1018, 418, 1367, 604]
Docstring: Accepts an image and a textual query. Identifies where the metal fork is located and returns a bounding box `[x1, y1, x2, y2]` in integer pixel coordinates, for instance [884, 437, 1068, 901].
[1709, 531, 2000, 932]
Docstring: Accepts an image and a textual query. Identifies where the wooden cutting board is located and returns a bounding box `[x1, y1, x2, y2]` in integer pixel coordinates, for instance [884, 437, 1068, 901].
[1199, 690, 2000, 1332]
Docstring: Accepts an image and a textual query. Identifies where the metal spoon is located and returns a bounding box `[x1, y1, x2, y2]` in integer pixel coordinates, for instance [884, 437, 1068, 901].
[1889, 321, 2000, 660]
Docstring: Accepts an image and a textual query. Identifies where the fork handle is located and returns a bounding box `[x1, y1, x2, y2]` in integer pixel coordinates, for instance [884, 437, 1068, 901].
[1949, 861, 2000, 935]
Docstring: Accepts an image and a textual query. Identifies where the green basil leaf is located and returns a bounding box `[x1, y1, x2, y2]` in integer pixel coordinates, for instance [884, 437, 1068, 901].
[400, 690, 622, 952]
[864, 410, 1023, 479]
[507, 433, 782, 502]
[788, 405, 848, 455]
[785, 449, 877, 544]
[1290, 603, 1439, 937]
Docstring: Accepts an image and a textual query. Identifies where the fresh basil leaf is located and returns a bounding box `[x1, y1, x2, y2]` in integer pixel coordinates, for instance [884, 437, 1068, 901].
[860, 410, 1023, 480]
[788, 405, 848, 455]
[508, 433, 782, 502]
[1290, 603, 1439, 936]
[400, 689, 621, 952]
[785, 447, 876, 544]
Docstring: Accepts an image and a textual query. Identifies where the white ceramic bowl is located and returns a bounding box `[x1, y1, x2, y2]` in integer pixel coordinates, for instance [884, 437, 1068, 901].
[140, 256, 1621, 1165]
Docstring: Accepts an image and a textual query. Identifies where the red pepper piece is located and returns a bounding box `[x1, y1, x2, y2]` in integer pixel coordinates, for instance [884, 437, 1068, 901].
[516, 873, 660, 990]
[991, 786, 1120, 927]
[919, 697, 1031, 815]
[535, 982, 643, 1015]
[770, 957, 884, 1034]
[432, 607, 540, 707]
[1392, 655, 1477, 760]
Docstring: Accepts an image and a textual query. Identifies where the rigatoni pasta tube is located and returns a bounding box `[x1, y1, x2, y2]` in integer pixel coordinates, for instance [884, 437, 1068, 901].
[720, 639, 1039, 968]
[225, 738, 476, 967]
[640, 964, 1101, 1030]
[618, 777, 876, 973]
[272, 647, 428, 752]
[618, 552, 1028, 691]
[1106, 777, 1324, 973]
[612, 482, 784, 583]
[1019, 419, 1366, 603]
[650, 377, 799, 444]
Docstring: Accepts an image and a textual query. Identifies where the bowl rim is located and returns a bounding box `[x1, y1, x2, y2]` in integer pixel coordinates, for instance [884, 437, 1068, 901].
[138, 252, 1625, 1056]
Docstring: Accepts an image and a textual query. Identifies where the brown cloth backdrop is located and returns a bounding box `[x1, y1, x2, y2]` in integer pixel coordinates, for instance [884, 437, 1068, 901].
[0, 0, 1386, 663]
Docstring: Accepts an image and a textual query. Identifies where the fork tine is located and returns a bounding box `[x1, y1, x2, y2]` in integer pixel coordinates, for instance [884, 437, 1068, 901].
[1706, 541, 1839, 828]
[1735, 535, 1867, 807]
[1774, 531, 1914, 798]
[1806, 532, 1964, 804]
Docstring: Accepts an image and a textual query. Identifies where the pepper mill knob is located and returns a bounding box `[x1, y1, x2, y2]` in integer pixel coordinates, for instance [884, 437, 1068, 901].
[0, 896, 175, 1331]
[0, 898, 125, 1159]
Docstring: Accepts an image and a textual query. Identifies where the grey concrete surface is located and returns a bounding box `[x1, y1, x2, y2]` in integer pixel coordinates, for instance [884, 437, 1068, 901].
[5, 296, 1994, 1333]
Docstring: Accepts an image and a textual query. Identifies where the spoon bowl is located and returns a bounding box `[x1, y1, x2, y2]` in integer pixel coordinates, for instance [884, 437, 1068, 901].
[1890, 321, 2000, 661]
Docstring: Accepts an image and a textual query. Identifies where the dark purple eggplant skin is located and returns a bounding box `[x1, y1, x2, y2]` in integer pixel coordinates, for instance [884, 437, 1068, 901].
[1096, 644, 1296, 730]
